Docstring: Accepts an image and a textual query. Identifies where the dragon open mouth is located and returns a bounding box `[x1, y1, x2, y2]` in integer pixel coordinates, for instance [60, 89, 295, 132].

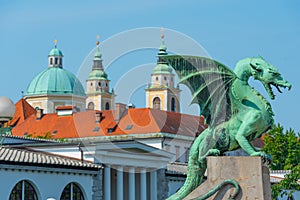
[264, 82, 291, 100]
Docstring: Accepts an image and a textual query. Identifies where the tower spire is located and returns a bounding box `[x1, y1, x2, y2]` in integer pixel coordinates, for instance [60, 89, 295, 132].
[93, 35, 103, 70]
[86, 36, 114, 111]
[158, 28, 167, 63]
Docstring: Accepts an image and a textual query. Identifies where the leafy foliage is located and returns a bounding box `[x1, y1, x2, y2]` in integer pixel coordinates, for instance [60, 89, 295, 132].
[262, 124, 300, 199]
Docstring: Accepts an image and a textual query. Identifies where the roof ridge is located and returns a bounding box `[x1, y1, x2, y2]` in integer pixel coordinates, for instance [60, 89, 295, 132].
[0, 134, 64, 143]
[0, 146, 100, 168]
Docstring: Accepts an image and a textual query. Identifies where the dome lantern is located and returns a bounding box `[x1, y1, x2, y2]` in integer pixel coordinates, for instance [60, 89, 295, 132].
[48, 39, 63, 68]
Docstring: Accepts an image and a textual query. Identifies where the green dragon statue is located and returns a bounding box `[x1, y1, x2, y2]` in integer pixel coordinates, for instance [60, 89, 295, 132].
[162, 55, 291, 200]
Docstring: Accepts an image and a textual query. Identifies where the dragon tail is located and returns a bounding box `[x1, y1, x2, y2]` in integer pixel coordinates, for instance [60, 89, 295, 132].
[167, 132, 208, 200]
[167, 163, 205, 200]
[193, 179, 240, 200]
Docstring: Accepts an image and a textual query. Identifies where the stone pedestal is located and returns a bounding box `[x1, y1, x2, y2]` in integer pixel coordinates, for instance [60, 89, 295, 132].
[184, 156, 271, 200]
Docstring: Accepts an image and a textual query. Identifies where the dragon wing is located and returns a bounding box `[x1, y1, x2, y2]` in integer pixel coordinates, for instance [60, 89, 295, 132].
[162, 55, 237, 127]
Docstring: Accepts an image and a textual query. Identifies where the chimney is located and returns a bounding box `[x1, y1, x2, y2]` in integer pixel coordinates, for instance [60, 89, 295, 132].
[36, 108, 44, 120]
[95, 111, 103, 123]
[114, 103, 127, 122]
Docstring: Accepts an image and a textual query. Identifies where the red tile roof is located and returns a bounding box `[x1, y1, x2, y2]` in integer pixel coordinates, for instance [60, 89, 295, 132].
[118, 108, 205, 137]
[12, 105, 205, 139]
[10, 99, 36, 127]
[10, 99, 264, 146]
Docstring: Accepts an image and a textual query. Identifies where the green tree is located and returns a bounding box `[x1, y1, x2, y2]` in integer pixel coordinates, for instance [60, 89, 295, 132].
[262, 124, 300, 199]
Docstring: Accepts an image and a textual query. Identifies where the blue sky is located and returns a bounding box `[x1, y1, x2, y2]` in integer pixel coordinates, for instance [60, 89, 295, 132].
[0, 0, 299, 131]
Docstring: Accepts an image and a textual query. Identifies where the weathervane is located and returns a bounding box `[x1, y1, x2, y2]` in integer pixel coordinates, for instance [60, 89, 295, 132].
[96, 35, 100, 46]
[161, 27, 165, 40]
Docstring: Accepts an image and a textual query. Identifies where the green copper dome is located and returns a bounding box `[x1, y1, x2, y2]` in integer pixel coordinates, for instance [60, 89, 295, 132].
[153, 63, 173, 74]
[25, 67, 85, 97]
[88, 69, 108, 80]
[49, 48, 63, 56]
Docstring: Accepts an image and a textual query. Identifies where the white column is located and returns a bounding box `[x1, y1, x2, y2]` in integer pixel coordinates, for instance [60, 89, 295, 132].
[117, 166, 124, 200]
[140, 168, 147, 200]
[104, 165, 111, 200]
[150, 170, 157, 200]
[129, 167, 135, 200]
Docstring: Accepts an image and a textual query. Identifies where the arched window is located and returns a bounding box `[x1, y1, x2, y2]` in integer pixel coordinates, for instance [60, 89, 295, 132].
[105, 102, 110, 110]
[155, 76, 158, 81]
[87, 102, 95, 110]
[171, 97, 176, 112]
[60, 182, 85, 200]
[50, 58, 53, 65]
[55, 58, 58, 65]
[98, 82, 101, 87]
[153, 97, 161, 110]
[9, 180, 38, 200]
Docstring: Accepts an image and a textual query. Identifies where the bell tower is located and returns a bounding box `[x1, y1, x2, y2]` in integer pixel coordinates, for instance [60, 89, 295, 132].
[86, 37, 115, 110]
[145, 31, 181, 112]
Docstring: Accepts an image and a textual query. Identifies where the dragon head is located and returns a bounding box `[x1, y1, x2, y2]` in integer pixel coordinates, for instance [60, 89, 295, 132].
[249, 57, 291, 100]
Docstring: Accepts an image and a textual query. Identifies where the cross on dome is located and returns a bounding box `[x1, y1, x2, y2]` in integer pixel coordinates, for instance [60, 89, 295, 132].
[54, 39, 58, 48]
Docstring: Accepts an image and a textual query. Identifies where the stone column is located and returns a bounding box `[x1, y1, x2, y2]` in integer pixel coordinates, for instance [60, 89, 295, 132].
[129, 167, 135, 200]
[117, 166, 124, 200]
[92, 168, 103, 200]
[150, 170, 157, 200]
[140, 168, 147, 200]
[104, 165, 111, 200]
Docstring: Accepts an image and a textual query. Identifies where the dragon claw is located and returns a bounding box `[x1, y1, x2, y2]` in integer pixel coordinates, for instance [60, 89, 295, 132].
[250, 151, 272, 164]
[209, 149, 220, 156]
[199, 149, 220, 163]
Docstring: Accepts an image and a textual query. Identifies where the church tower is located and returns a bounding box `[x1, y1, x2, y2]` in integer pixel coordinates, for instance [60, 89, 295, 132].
[86, 38, 115, 110]
[145, 32, 181, 112]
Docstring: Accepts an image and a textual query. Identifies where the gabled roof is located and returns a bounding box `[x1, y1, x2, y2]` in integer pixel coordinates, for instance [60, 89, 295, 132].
[10, 99, 36, 127]
[0, 134, 63, 145]
[12, 107, 205, 140]
[0, 146, 101, 170]
[118, 108, 206, 137]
